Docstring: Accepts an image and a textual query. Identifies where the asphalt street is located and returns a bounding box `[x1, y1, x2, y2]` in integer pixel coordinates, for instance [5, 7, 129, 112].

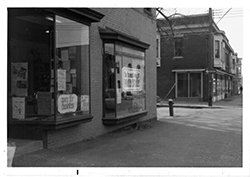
[12, 95, 243, 168]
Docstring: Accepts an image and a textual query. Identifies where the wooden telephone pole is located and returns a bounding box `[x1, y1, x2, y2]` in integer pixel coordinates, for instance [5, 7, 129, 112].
[208, 8, 214, 106]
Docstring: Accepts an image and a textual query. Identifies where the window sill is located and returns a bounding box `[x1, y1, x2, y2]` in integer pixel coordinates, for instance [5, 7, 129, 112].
[173, 56, 183, 59]
[102, 111, 148, 125]
[8, 114, 93, 130]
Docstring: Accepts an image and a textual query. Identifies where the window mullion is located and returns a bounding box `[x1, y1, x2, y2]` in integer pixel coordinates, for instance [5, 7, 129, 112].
[114, 44, 117, 118]
[53, 15, 58, 122]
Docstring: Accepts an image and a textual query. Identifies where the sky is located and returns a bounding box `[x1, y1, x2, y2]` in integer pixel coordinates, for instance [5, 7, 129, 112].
[159, 8, 243, 58]
[2, 1, 247, 59]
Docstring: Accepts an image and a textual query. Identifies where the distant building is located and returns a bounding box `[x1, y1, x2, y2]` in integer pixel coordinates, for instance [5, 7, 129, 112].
[157, 12, 237, 102]
[233, 56, 243, 94]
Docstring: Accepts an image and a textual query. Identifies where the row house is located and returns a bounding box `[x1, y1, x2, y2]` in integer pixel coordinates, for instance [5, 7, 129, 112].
[213, 29, 235, 101]
[233, 56, 243, 94]
[7, 8, 157, 149]
[157, 11, 237, 103]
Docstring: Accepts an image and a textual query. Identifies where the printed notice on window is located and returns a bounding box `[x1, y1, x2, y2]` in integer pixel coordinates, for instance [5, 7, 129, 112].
[81, 95, 89, 112]
[57, 69, 66, 91]
[11, 62, 28, 96]
[12, 97, 25, 119]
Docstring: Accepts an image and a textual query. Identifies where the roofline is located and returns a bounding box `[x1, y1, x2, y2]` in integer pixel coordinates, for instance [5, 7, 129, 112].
[157, 12, 234, 53]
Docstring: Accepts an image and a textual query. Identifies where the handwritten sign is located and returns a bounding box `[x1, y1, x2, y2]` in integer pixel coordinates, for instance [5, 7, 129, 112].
[58, 94, 77, 114]
[122, 67, 141, 92]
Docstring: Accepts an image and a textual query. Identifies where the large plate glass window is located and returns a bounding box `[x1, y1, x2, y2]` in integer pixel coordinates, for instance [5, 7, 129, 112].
[189, 73, 201, 97]
[55, 15, 90, 117]
[8, 9, 55, 121]
[177, 73, 188, 97]
[8, 9, 90, 122]
[104, 44, 146, 119]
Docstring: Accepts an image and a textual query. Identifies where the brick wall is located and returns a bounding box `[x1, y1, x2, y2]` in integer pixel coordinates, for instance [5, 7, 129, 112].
[157, 34, 209, 99]
[45, 8, 157, 149]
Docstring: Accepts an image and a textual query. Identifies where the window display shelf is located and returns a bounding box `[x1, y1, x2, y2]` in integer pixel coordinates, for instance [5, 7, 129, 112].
[8, 114, 93, 130]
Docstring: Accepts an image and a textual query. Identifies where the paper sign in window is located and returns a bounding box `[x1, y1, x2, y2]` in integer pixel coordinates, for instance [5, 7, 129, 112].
[11, 62, 28, 96]
[57, 69, 66, 91]
[122, 67, 142, 92]
[12, 97, 25, 119]
[58, 94, 77, 114]
[81, 95, 89, 112]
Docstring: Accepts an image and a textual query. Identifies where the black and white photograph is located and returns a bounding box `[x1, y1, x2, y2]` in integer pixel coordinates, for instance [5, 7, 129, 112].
[3, 0, 249, 177]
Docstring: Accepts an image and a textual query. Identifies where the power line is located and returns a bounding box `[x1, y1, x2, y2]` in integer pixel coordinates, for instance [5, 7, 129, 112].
[216, 8, 232, 24]
[214, 15, 242, 19]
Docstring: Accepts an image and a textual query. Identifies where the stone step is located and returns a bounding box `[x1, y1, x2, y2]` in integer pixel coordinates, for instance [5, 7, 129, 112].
[8, 139, 43, 157]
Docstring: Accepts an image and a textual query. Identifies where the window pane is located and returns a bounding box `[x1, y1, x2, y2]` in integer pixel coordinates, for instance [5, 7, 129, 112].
[116, 45, 146, 117]
[177, 73, 188, 97]
[215, 40, 220, 58]
[55, 15, 90, 116]
[217, 75, 222, 96]
[8, 9, 54, 120]
[174, 38, 183, 56]
[104, 44, 116, 118]
[189, 73, 201, 97]
[103, 44, 146, 118]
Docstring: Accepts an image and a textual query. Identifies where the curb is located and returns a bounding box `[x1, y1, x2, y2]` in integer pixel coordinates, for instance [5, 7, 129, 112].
[157, 103, 223, 109]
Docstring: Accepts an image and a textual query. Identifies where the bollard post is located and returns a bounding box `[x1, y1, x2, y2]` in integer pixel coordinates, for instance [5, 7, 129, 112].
[208, 94, 212, 106]
[168, 99, 174, 116]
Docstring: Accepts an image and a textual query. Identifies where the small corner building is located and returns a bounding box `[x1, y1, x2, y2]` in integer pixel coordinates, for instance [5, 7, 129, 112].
[157, 13, 239, 103]
[7, 8, 157, 149]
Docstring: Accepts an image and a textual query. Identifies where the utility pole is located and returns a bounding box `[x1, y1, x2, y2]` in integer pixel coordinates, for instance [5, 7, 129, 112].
[208, 8, 213, 106]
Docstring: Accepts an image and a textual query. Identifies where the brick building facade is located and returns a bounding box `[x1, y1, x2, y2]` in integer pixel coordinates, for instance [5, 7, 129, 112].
[8, 8, 157, 149]
[157, 12, 237, 103]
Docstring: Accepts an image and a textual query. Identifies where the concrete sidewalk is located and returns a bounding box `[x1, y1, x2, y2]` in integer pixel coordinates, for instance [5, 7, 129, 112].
[12, 95, 243, 168]
[12, 120, 242, 167]
[157, 94, 243, 108]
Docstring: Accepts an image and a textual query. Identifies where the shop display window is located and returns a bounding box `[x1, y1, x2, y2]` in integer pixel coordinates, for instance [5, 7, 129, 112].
[103, 44, 146, 119]
[177, 73, 188, 97]
[189, 73, 201, 97]
[8, 9, 90, 123]
[177, 72, 202, 98]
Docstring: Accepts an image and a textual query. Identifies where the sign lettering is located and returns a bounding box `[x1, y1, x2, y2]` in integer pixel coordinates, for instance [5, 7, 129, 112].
[122, 67, 142, 92]
[58, 94, 77, 114]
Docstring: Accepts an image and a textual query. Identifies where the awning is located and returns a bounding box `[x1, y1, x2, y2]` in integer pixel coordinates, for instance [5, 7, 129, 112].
[172, 69, 205, 72]
[46, 8, 104, 25]
[215, 69, 235, 77]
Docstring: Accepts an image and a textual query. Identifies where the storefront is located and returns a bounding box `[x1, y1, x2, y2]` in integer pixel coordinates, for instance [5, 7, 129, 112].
[99, 27, 149, 124]
[173, 69, 204, 100]
[7, 8, 104, 145]
[8, 8, 157, 149]
[213, 70, 234, 101]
